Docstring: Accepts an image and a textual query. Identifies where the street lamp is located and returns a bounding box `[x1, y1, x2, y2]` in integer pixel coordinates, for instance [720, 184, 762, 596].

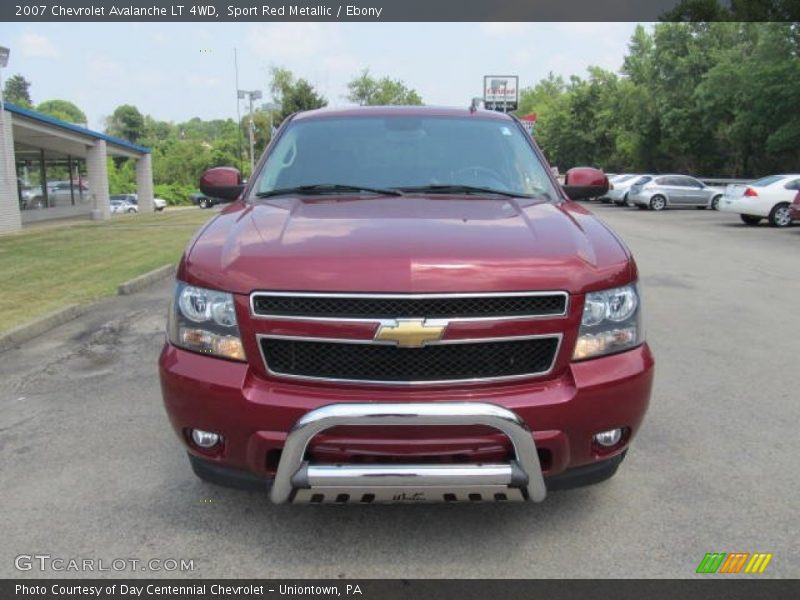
[238, 89, 262, 174]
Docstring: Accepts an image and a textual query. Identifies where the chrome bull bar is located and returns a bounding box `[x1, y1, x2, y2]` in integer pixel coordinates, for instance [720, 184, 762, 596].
[270, 402, 547, 504]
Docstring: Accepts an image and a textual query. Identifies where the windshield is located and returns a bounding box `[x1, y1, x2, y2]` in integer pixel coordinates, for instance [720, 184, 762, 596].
[749, 175, 785, 187]
[612, 174, 636, 183]
[252, 115, 557, 199]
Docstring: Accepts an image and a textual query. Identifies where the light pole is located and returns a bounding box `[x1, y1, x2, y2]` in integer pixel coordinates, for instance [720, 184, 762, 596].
[238, 89, 262, 174]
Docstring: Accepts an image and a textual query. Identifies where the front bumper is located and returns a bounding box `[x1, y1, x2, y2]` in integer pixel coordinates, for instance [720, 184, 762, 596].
[159, 342, 654, 501]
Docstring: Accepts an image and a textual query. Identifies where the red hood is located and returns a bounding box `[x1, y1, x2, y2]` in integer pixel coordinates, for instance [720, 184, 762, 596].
[180, 196, 634, 295]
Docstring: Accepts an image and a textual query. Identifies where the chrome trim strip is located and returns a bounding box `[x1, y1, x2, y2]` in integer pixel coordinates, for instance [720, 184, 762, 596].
[249, 290, 569, 322]
[301, 463, 515, 488]
[269, 402, 547, 504]
[256, 332, 563, 386]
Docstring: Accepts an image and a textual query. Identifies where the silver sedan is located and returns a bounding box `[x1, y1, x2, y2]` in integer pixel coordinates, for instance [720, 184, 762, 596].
[628, 175, 724, 211]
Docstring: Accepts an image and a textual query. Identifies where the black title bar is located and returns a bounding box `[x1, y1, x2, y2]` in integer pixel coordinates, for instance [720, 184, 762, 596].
[3, 0, 799, 22]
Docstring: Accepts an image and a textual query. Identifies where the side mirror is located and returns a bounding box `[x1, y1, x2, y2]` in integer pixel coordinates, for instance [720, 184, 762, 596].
[562, 167, 609, 200]
[200, 167, 245, 201]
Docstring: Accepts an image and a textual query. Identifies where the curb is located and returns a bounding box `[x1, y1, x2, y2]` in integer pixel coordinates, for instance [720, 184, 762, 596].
[117, 264, 176, 295]
[0, 304, 88, 352]
[0, 264, 176, 353]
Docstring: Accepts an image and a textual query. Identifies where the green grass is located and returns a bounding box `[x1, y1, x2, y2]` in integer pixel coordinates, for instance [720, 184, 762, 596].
[0, 209, 215, 333]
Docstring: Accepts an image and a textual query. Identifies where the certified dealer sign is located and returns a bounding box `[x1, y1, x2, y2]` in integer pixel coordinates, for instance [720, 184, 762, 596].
[483, 75, 519, 112]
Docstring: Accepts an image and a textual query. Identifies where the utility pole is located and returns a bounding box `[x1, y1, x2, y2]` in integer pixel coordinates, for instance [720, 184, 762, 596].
[237, 89, 262, 175]
[234, 49, 244, 173]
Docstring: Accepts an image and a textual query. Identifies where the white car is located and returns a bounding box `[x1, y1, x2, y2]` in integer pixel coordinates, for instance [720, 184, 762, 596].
[719, 174, 800, 227]
[110, 200, 137, 214]
[608, 174, 654, 206]
[111, 193, 167, 212]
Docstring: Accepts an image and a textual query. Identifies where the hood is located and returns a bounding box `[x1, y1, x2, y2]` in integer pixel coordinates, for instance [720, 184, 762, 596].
[180, 196, 633, 295]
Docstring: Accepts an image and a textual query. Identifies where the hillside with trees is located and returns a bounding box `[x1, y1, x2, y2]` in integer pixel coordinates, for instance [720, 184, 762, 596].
[517, 22, 800, 177]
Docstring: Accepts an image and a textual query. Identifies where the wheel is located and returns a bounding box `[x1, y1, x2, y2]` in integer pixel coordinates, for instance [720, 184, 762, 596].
[740, 214, 761, 226]
[127, 208, 136, 214]
[768, 203, 792, 228]
[200, 198, 211, 209]
[711, 195, 721, 210]
[649, 195, 667, 211]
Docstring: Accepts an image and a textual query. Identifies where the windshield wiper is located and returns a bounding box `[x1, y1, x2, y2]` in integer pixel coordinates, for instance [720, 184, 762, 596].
[397, 184, 535, 199]
[255, 184, 404, 198]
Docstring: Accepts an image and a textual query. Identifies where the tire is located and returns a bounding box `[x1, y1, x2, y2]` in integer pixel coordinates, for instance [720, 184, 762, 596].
[200, 198, 211, 209]
[740, 214, 761, 226]
[650, 195, 667, 211]
[711, 195, 721, 210]
[127, 208, 136, 214]
[768, 203, 792, 228]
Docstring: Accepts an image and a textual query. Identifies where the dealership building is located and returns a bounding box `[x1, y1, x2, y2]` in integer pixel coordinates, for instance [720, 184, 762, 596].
[0, 102, 153, 234]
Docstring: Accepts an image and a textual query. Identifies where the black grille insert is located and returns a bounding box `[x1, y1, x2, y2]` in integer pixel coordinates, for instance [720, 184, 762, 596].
[252, 293, 567, 319]
[260, 336, 560, 383]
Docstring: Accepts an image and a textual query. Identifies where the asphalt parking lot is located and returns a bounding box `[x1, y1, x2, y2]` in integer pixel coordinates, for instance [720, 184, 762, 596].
[1, 205, 798, 579]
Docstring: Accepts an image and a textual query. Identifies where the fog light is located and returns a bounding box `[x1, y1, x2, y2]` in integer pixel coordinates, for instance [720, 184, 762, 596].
[593, 428, 623, 448]
[191, 429, 221, 448]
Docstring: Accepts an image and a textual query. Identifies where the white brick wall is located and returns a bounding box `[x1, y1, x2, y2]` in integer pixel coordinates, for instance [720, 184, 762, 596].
[0, 109, 22, 233]
[135, 153, 154, 212]
[86, 139, 110, 220]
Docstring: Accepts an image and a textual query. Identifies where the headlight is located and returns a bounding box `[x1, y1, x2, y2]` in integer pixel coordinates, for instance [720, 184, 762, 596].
[168, 282, 246, 361]
[573, 283, 643, 361]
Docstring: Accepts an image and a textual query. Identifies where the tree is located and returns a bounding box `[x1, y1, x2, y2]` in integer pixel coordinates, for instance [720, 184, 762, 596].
[3, 74, 32, 107]
[346, 70, 423, 105]
[268, 68, 327, 123]
[36, 100, 87, 125]
[106, 105, 146, 143]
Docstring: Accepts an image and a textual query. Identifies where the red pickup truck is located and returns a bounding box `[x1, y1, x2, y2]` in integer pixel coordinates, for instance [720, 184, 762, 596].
[159, 106, 654, 504]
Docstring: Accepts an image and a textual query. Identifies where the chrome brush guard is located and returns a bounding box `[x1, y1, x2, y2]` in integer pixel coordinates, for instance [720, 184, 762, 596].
[270, 402, 547, 504]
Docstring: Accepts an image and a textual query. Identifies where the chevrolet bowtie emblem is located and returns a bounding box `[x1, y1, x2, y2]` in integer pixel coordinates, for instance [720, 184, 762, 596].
[374, 319, 447, 348]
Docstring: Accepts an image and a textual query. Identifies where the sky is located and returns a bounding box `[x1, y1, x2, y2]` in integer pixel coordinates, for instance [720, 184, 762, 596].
[0, 22, 643, 130]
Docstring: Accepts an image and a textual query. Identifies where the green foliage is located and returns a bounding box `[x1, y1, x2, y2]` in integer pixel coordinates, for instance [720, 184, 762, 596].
[153, 183, 196, 206]
[106, 104, 146, 143]
[519, 22, 800, 177]
[36, 99, 87, 125]
[4, 74, 32, 107]
[346, 69, 423, 105]
[270, 67, 327, 123]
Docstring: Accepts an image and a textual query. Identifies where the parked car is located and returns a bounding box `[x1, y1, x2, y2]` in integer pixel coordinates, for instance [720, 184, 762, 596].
[789, 191, 800, 223]
[159, 106, 654, 505]
[608, 174, 653, 206]
[110, 199, 137, 214]
[596, 174, 626, 203]
[111, 193, 167, 212]
[719, 174, 800, 227]
[30, 180, 90, 207]
[628, 175, 724, 211]
[190, 191, 228, 209]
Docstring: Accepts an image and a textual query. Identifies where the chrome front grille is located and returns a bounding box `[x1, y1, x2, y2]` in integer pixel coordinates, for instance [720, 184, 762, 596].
[251, 291, 567, 385]
[251, 291, 568, 320]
